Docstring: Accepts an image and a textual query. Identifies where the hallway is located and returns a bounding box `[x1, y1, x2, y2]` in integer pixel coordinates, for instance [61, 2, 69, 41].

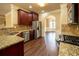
[24, 32, 59, 56]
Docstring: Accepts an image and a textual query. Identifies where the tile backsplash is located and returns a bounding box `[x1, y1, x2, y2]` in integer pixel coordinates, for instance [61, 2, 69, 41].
[62, 24, 79, 34]
[0, 15, 5, 29]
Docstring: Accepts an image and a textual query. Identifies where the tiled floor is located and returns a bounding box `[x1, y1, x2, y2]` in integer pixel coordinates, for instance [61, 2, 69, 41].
[24, 32, 58, 56]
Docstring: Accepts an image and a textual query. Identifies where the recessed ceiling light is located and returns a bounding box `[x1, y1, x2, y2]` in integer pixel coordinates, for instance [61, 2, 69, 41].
[42, 13, 48, 17]
[37, 3, 46, 7]
[41, 10, 45, 13]
[29, 5, 32, 8]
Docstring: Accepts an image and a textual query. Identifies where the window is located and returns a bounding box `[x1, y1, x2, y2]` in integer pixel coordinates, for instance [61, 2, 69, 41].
[49, 20, 56, 29]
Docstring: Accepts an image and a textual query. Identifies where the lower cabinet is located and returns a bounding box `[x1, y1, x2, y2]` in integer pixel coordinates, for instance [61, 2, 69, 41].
[0, 41, 24, 56]
[17, 30, 35, 41]
[29, 30, 35, 40]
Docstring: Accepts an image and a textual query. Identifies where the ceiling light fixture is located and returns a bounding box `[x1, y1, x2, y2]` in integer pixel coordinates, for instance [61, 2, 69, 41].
[37, 3, 46, 7]
[42, 13, 48, 17]
[29, 5, 32, 8]
[41, 10, 45, 13]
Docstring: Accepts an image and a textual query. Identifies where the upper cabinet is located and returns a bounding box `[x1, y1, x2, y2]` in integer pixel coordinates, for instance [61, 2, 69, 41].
[28, 13, 33, 26]
[18, 9, 38, 26]
[18, 9, 30, 26]
[67, 3, 79, 24]
[32, 12, 38, 21]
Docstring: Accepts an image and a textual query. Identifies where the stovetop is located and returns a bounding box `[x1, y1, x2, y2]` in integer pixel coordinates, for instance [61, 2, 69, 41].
[62, 35, 79, 46]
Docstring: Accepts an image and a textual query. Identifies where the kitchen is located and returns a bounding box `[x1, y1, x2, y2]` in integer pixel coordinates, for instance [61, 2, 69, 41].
[0, 3, 79, 56]
[0, 3, 42, 56]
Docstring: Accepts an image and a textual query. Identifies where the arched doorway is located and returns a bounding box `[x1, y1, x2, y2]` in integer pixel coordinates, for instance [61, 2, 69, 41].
[45, 15, 56, 32]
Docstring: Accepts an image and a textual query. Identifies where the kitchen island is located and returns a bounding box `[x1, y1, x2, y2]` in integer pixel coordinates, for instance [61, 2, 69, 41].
[59, 42, 79, 56]
[0, 35, 24, 56]
[0, 25, 36, 56]
[0, 26, 29, 56]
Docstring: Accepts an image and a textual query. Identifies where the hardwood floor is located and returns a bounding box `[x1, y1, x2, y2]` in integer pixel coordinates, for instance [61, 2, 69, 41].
[24, 32, 59, 56]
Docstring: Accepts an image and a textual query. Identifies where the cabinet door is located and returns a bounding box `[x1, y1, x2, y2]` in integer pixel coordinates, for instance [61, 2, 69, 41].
[18, 9, 38, 26]
[67, 3, 78, 23]
[29, 30, 33, 40]
[28, 13, 32, 26]
[0, 41, 24, 56]
[73, 3, 78, 23]
[78, 4, 79, 23]
[29, 30, 35, 40]
[0, 45, 18, 56]
[32, 13, 38, 21]
[18, 9, 29, 26]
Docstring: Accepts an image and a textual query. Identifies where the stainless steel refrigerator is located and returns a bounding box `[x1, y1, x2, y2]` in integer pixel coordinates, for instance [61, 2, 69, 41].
[32, 21, 42, 39]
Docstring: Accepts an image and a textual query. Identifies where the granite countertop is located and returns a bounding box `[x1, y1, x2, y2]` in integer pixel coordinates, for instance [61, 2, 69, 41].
[0, 35, 24, 50]
[0, 25, 33, 36]
[59, 42, 79, 56]
[0, 25, 32, 50]
[61, 32, 79, 37]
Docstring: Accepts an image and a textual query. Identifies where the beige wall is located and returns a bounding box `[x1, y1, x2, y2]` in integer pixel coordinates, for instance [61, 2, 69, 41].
[39, 13, 47, 36]
[0, 15, 5, 28]
[5, 4, 14, 28]
[0, 15, 5, 24]
[5, 4, 30, 28]
[5, 4, 18, 28]
[60, 4, 68, 25]
[11, 4, 18, 25]
[5, 12, 12, 28]
[0, 15, 5, 25]
[11, 4, 30, 26]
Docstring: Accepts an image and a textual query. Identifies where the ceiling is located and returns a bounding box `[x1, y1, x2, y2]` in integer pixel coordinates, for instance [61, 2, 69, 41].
[15, 3, 60, 13]
[0, 3, 60, 15]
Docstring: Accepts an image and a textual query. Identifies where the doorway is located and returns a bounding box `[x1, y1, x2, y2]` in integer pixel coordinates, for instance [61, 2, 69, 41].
[45, 15, 56, 32]
[44, 15, 58, 56]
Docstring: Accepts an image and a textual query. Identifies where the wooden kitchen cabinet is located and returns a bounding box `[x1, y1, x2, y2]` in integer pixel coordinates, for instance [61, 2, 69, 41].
[17, 30, 35, 41]
[78, 4, 79, 22]
[0, 41, 24, 56]
[18, 9, 31, 26]
[67, 3, 79, 24]
[18, 9, 38, 26]
[28, 13, 33, 26]
[29, 30, 35, 40]
[32, 12, 38, 21]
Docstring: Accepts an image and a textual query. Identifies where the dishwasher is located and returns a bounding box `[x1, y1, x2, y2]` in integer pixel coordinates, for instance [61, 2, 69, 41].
[23, 31, 29, 42]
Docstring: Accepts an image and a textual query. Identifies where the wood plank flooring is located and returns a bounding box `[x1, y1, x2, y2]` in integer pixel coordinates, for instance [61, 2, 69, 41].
[24, 32, 59, 56]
